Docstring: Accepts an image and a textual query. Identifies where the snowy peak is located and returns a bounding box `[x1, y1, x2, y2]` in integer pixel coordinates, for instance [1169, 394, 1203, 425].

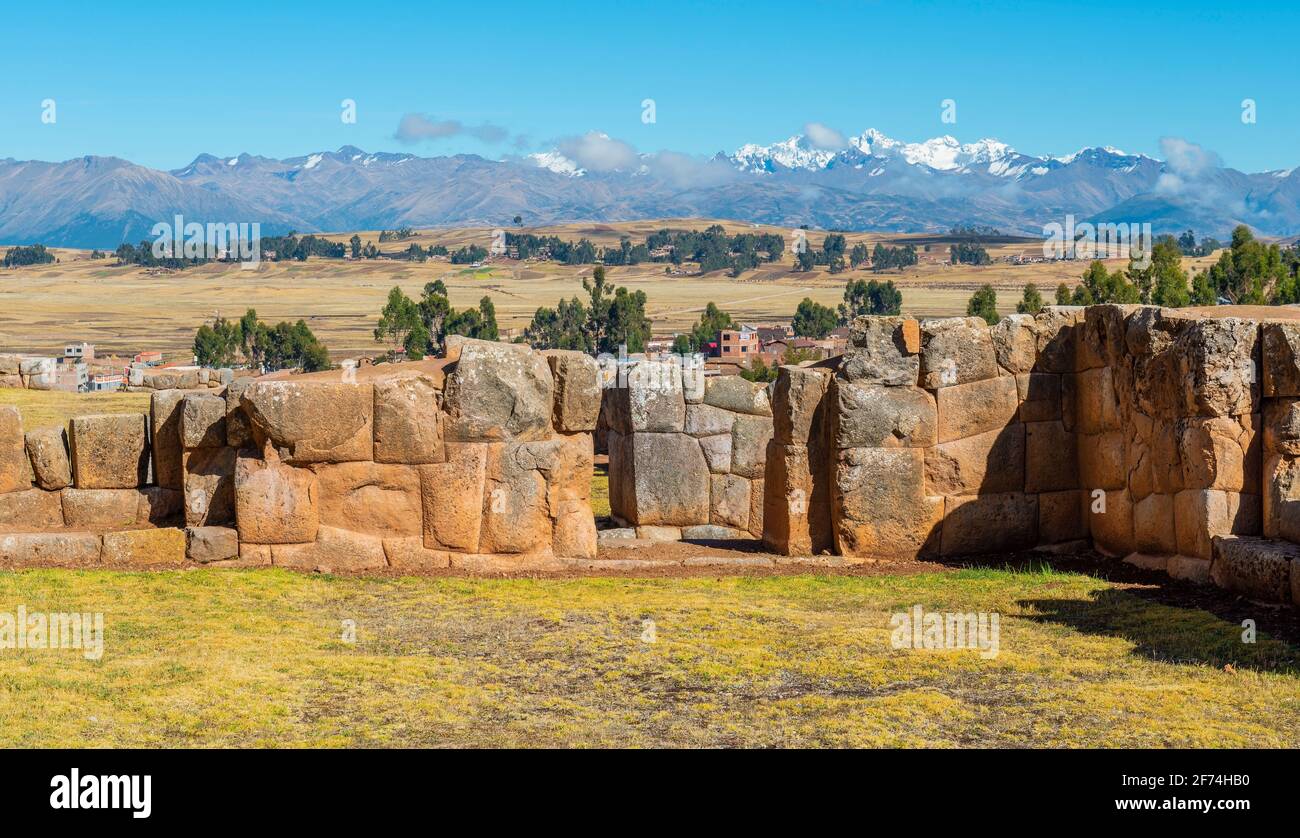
[732, 135, 839, 173]
[528, 151, 585, 177]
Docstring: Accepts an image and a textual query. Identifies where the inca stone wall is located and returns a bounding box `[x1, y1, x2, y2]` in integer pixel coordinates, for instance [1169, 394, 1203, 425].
[604, 358, 773, 541]
[0, 338, 600, 572]
[761, 305, 1299, 607]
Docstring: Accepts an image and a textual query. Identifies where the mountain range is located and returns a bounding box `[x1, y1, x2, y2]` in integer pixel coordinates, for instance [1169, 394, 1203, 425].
[2, 129, 1297, 249]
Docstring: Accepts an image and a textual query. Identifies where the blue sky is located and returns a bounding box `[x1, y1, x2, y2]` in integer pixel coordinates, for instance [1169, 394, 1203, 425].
[3, 0, 1297, 172]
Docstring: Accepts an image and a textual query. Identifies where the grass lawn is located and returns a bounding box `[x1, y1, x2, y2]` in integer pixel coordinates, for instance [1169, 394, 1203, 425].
[0, 565, 1295, 747]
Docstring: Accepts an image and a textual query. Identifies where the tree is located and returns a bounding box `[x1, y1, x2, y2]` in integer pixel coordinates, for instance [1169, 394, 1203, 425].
[1016, 283, 1043, 314]
[445, 296, 500, 342]
[1055, 283, 1072, 305]
[196, 309, 330, 372]
[374, 287, 422, 358]
[349, 235, 362, 259]
[792, 298, 838, 338]
[524, 297, 590, 350]
[740, 356, 779, 383]
[1145, 237, 1190, 307]
[193, 316, 242, 367]
[681, 302, 734, 353]
[1071, 260, 1140, 305]
[513, 215, 523, 226]
[839, 278, 902, 323]
[966, 284, 999, 325]
[582, 265, 650, 353]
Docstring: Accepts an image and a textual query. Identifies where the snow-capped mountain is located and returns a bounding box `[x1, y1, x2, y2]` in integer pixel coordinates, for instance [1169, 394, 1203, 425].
[1, 129, 1296, 249]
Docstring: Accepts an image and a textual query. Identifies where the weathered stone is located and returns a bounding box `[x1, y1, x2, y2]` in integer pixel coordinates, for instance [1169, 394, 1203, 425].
[1123, 552, 1169, 572]
[181, 392, 227, 449]
[934, 375, 1018, 443]
[382, 537, 452, 570]
[748, 477, 764, 538]
[730, 415, 773, 479]
[681, 355, 706, 404]
[1074, 367, 1120, 434]
[24, 426, 71, 490]
[69, 414, 150, 489]
[710, 474, 750, 530]
[272, 525, 387, 572]
[61, 487, 180, 529]
[1179, 318, 1259, 417]
[1126, 416, 1184, 499]
[1016, 373, 1061, 422]
[0, 407, 31, 494]
[0, 355, 19, 376]
[1264, 453, 1300, 541]
[1167, 555, 1212, 584]
[609, 431, 709, 526]
[1025, 420, 1078, 493]
[372, 375, 443, 464]
[450, 549, 566, 572]
[1174, 489, 1260, 559]
[1210, 535, 1298, 603]
[552, 497, 597, 559]
[186, 526, 239, 563]
[102, 528, 186, 566]
[635, 525, 682, 541]
[925, 425, 1025, 496]
[604, 360, 685, 434]
[478, 442, 553, 555]
[682, 524, 745, 540]
[919, 317, 998, 389]
[234, 450, 319, 544]
[830, 379, 936, 449]
[1038, 490, 1088, 543]
[703, 375, 772, 416]
[771, 365, 830, 444]
[832, 447, 943, 558]
[1032, 306, 1086, 373]
[1132, 492, 1177, 555]
[1263, 398, 1300, 456]
[941, 493, 1038, 556]
[150, 390, 188, 489]
[419, 442, 487, 551]
[1089, 488, 1134, 557]
[1180, 414, 1257, 492]
[684, 403, 736, 437]
[310, 461, 422, 537]
[544, 350, 601, 432]
[1261, 321, 1300, 397]
[0, 531, 101, 566]
[225, 377, 255, 448]
[183, 446, 238, 526]
[762, 441, 831, 556]
[0, 488, 63, 529]
[699, 434, 732, 473]
[991, 313, 1037, 374]
[842, 316, 921, 385]
[1078, 431, 1126, 491]
[138, 486, 183, 525]
[241, 381, 374, 463]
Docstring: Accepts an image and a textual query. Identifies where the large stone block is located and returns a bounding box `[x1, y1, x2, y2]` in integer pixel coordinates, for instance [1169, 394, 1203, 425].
[832, 447, 942, 558]
[382, 537, 452, 570]
[1264, 453, 1300, 541]
[181, 392, 227, 449]
[186, 526, 239, 563]
[940, 492, 1038, 556]
[1261, 321, 1300, 397]
[69, 413, 150, 489]
[1078, 430, 1126, 491]
[1178, 318, 1259, 417]
[1074, 367, 1120, 434]
[225, 377, 255, 448]
[710, 474, 751, 530]
[102, 528, 186, 566]
[919, 317, 998, 389]
[1210, 535, 1298, 603]
[1263, 398, 1300, 456]
[1032, 306, 1085, 373]
[310, 461, 421, 537]
[730, 415, 773, 479]
[25, 426, 71, 491]
[684, 403, 736, 438]
[0, 488, 64, 530]
[443, 340, 555, 441]
[242, 381, 374, 463]
[699, 434, 732, 473]
[1132, 492, 1177, 555]
[182, 447, 237, 526]
[1016, 373, 1061, 423]
[703, 375, 772, 416]
[272, 525, 387, 572]
[62, 487, 180, 529]
[1025, 420, 1078, 493]
[0, 407, 31, 494]
[925, 425, 1025, 496]
[234, 450, 319, 544]
[610, 432, 710, 526]
[830, 379, 936, 449]
[1174, 489, 1260, 560]
[552, 497, 597, 559]
[762, 442, 831, 556]
[1180, 414, 1258, 492]
[372, 375, 443, 464]
[991, 313, 1037, 375]
[1038, 489, 1088, 543]
[604, 360, 685, 434]
[748, 477, 764, 538]
[478, 442, 553, 554]
[149, 390, 188, 489]
[772, 365, 830, 445]
[419, 442, 487, 551]
[842, 316, 920, 385]
[1089, 488, 1134, 557]
[934, 375, 1018, 443]
[544, 350, 601, 432]
[1125, 415, 1184, 499]
[0, 531, 101, 566]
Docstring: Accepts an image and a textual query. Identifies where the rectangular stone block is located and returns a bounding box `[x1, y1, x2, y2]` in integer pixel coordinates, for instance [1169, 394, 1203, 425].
[234, 452, 319, 544]
[710, 473, 750, 531]
[1132, 492, 1177, 555]
[1089, 488, 1134, 557]
[1262, 321, 1300, 397]
[1078, 430, 1126, 491]
[730, 415, 773, 479]
[935, 375, 1018, 443]
[1174, 489, 1261, 560]
[1025, 420, 1078, 493]
[1210, 535, 1298, 603]
[832, 447, 942, 559]
[181, 392, 227, 449]
[1016, 373, 1061, 422]
[0, 406, 31, 494]
[1038, 489, 1088, 543]
[842, 316, 920, 385]
[702, 375, 772, 416]
[225, 377, 255, 448]
[0, 488, 64, 530]
[1074, 366, 1120, 434]
[102, 528, 186, 566]
[940, 493, 1037, 556]
[1179, 414, 1258, 493]
[772, 365, 830, 445]
[183, 447, 238, 527]
[830, 379, 936, 449]
[186, 526, 239, 563]
[603, 360, 685, 434]
[1264, 453, 1300, 541]
[240, 381, 374, 464]
[442, 339, 554, 442]
[544, 350, 601, 432]
[762, 441, 831, 556]
[150, 390, 187, 490]
[919, 317, 998, 389]
[61, 487, 181, 529]
[312, 461, 422, 537]
[420, 442, 486, 551]
[70, 413, 150, 489]
[0, 531, 102, 566]
[382, 536, 452, 570]
[925, 425, 1024, 496]
[272, 525, 387, 572]
[25, 426, 71, 490]
[610, 432, 710, 526]
[373, 375, 444, 464]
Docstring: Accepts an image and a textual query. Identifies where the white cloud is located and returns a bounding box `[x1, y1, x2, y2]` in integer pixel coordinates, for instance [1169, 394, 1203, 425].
[803, 122, 847, 151]
[555, 131, 639, 172]
[394, 114, 511, 144]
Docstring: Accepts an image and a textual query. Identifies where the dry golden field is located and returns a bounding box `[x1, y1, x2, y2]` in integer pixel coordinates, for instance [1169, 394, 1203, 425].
[0, 220, 1218, 362]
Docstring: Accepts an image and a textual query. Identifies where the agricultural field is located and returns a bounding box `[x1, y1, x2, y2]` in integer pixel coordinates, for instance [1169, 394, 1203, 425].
[0, 220, 1217, 363]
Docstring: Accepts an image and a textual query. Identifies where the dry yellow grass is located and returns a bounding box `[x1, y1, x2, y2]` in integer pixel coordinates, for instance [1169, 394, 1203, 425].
[0, 387, 150, 431]
[2, 223, 1216, 363]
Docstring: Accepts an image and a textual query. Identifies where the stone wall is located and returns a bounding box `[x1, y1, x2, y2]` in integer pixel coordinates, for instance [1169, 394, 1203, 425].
[604, 358, 773, 541]
[761, 305, 1299, 607]
[0, 339, 600, 572]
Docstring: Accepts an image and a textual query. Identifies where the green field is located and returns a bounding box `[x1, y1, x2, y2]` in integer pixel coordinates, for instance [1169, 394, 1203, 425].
[0, 565, 1295, 747]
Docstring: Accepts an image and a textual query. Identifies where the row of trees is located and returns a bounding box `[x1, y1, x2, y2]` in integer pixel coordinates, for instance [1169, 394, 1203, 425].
[3, 243, 56, 267]
[519, 266, 652, 354]
[193, 309, 331, 372]
[374, 280, 500, 359]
